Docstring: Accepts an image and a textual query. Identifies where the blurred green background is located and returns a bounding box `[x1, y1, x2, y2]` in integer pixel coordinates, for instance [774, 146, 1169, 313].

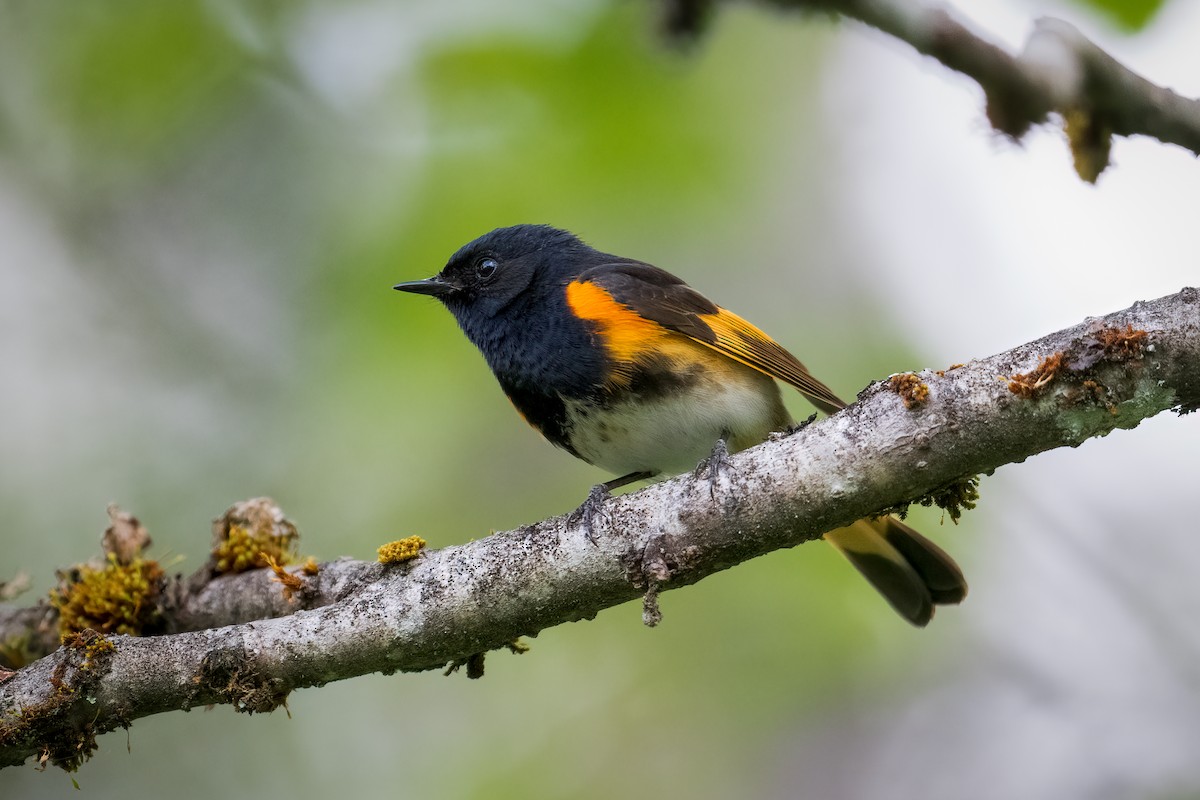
[3, 0, 1199, 798]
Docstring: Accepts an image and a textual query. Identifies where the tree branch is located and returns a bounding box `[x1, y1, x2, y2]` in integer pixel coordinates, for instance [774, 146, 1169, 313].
[1, 287, 1197, 770]
[671, 0, 1200, 179]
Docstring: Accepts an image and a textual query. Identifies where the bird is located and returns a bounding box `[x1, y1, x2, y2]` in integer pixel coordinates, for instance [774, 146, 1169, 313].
[395, 224, 966, 626]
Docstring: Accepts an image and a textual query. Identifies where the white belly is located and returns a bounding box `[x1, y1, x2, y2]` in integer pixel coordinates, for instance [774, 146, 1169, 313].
[565, 366, 789, 477]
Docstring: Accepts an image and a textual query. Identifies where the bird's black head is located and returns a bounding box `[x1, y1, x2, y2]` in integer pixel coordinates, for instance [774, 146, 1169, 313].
[394, 224, 593, 321]
[395, 225, 610, 391]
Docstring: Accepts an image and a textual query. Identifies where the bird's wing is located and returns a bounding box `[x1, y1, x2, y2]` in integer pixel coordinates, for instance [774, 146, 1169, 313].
[571, 261, 845, 414]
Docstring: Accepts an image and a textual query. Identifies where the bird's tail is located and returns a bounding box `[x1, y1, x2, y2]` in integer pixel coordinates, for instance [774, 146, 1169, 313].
[823, 517, 967, 627]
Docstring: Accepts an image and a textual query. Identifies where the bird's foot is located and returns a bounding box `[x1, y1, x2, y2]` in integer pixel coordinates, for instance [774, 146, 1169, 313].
[569, 484, 612, 545]
[569, 471, 654, 544]
[695, 435, 734, 498]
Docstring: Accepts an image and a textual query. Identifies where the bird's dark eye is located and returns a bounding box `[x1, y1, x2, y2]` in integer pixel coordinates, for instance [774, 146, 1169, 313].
[476, 257, 498, 280]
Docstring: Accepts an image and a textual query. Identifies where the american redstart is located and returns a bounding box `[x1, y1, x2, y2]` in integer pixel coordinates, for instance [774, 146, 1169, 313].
[395, 224, 966, 626]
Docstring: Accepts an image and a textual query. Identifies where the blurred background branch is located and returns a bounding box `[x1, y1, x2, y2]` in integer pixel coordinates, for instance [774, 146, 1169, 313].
[664, 0, 1200, 180]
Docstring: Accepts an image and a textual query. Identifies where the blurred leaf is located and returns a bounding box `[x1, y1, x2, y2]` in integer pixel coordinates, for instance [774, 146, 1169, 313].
[414, 6, 741, 230]
[34, 2, 250, 186]
[1074, 0, 1166, 31]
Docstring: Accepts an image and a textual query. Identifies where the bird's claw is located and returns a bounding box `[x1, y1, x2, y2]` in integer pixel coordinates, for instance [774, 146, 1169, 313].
[569, 484, 611, 545]
[695, 436, 734, 498]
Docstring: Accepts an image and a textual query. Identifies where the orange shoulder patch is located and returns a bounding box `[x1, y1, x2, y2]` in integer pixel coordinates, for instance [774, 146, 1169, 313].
[566, 279, 843, 414]
[565, 279, 670, 365]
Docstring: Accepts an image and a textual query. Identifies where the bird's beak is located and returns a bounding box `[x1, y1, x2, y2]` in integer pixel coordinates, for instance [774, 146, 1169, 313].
[393, 277, 458, 297]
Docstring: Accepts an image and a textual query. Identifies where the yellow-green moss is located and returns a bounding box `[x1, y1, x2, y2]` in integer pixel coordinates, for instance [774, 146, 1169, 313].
[885, 475, 981, 524]
[212, 522, 297, 575]
[63, 629, 116, 671]
[49, 554, 164, 639]
[888, 373, 930, 409]
[263, 554, 304, 601]
[209, 498, 300, 576]
[927, 476, 980, 523]
[378, 536, 426, 564]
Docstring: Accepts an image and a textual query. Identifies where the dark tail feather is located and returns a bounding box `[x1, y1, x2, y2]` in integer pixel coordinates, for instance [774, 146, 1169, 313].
[824, 517, 967, 627]
[876, 516, 968, 605]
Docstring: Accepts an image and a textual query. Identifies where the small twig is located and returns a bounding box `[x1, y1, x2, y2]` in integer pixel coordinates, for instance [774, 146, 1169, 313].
[692, 0, 1200, 178]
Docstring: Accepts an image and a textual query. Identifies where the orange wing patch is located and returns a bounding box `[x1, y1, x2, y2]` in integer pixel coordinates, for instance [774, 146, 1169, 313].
[697, 309, 845, 414]
[566, 280, 672, 387]
[567, 279, 845, 413]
